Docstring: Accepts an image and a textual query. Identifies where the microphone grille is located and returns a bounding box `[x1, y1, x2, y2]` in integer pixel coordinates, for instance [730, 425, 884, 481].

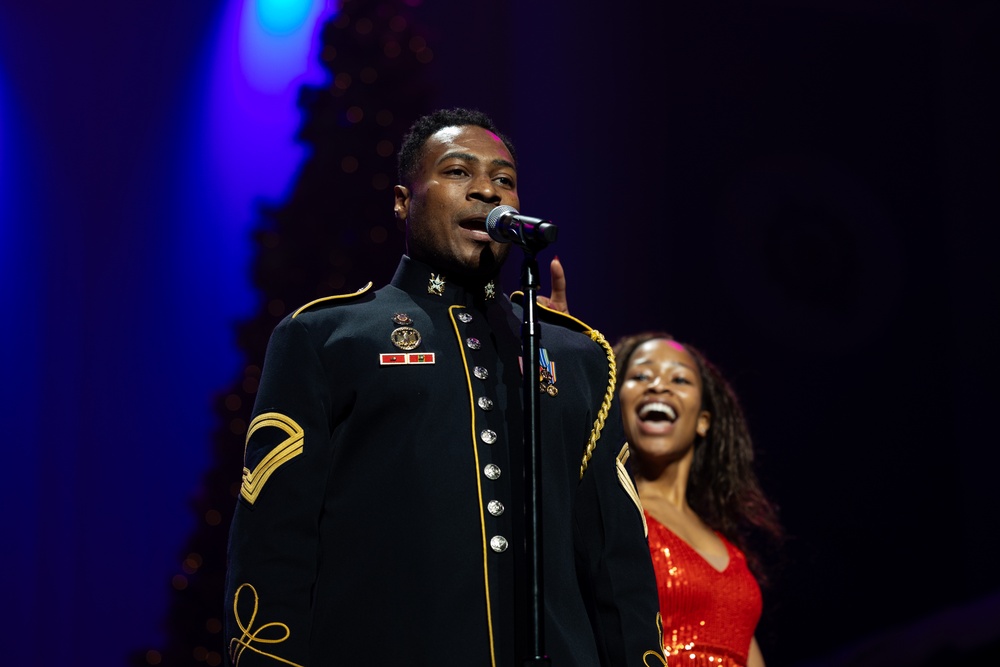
[485, 205, 518, 234]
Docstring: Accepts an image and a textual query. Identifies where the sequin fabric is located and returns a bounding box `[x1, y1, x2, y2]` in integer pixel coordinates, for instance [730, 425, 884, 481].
[645, 511, 762, 667]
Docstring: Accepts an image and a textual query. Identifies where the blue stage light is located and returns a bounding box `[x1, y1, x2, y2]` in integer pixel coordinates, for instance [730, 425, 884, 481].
[257, 0, 314, 35]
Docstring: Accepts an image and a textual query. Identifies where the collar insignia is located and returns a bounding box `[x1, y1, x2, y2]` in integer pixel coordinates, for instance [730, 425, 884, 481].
[427, 273, 446, 296]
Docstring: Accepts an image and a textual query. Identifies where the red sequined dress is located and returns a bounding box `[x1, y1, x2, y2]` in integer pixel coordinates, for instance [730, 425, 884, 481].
[645, 511, 762, 667]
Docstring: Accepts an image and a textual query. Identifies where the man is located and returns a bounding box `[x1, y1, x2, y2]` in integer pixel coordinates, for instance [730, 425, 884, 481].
[225, 108, 663, 666]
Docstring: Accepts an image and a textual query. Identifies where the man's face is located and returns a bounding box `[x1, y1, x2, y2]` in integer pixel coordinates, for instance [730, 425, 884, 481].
[395, 125, 519, 277]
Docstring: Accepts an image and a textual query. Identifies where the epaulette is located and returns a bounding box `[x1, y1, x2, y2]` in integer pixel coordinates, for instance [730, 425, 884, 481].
[509, 291, 593, 334]
[291, 282, 374, 318]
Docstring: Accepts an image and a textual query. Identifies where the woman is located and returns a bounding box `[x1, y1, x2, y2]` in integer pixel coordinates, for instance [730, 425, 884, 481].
[614, 332, 783, 667]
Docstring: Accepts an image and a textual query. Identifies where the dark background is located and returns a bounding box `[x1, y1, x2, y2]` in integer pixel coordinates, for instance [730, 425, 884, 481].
[1, 1, 997, 665]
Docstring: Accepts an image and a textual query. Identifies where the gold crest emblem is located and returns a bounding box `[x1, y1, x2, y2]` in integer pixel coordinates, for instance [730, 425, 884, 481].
[390, 326, 422, 351]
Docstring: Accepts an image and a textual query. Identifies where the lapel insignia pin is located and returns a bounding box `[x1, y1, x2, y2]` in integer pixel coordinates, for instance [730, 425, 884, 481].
[392, 313, 413, 326]
[427, 274, 446, 296]
[484, 281, 496, 300]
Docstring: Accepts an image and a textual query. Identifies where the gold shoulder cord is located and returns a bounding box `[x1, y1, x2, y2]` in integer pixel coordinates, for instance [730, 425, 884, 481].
[580, 329, 616, 479]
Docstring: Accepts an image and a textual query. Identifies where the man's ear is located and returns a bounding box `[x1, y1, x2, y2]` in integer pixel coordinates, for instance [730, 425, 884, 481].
[394, 185, 410, 220]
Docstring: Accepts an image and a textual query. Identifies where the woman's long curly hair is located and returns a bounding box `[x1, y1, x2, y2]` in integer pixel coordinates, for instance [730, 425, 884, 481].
[614, 331, 784, 584]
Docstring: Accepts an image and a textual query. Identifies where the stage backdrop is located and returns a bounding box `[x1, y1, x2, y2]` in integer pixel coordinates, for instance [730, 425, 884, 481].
[1, 1, 997, 666]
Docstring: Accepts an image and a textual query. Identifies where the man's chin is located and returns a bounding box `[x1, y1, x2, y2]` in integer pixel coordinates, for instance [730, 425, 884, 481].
[469, 244, 509, 278]
[444, 245, 509, 280]
[410, 244, 509, 279]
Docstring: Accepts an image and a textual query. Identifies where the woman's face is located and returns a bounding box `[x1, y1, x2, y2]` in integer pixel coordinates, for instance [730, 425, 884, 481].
[619, 339, 711, 463]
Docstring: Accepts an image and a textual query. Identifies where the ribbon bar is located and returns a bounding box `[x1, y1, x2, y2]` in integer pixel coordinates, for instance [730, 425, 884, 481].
[380, 353, 436, 365]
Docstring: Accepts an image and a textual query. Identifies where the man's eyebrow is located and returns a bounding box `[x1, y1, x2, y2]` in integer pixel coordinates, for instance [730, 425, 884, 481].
[437, 152, 516, 171]
[437, 151, 477, 165]
[491, 157, 516, 171]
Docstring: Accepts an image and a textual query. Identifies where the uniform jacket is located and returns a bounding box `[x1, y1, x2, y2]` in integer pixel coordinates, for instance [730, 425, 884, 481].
[225, 255, 664, 666]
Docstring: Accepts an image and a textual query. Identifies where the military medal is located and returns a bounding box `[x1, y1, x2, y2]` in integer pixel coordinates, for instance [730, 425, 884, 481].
[538, 348, 558, 395]
[380, 313, 435, 365]
[519, 349, 558, 395]
[484, 280, 496, 300]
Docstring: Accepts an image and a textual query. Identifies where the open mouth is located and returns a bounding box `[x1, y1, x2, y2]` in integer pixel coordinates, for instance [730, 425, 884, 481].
[460, 217, 487, 231]
[638, 402, 677, 423]
[460, 217, 491, 242]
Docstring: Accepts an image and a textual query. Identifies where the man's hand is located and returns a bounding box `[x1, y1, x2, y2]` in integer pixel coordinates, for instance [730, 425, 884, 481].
[536, 256, 570, 314]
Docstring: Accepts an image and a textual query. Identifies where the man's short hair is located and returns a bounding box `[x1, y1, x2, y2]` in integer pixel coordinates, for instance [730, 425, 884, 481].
[397, 108, 517, 187]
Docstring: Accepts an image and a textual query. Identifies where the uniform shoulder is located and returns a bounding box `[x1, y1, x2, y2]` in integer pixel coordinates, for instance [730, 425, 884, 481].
[509, 290, 596, 335]
[290, 282, 375, 319]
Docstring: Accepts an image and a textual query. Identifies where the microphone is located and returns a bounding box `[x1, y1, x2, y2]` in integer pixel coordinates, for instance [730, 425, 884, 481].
[485, 205, 558, 248]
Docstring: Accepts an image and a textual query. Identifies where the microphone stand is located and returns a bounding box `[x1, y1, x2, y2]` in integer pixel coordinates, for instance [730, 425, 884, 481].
[518, 242, 552, 667]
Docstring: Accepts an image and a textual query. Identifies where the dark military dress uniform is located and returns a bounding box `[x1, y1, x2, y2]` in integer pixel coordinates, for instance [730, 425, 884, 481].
[225, 256, 664, 666]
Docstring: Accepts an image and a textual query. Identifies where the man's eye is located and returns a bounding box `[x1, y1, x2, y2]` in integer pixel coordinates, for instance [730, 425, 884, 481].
[495, 175, 514, 187]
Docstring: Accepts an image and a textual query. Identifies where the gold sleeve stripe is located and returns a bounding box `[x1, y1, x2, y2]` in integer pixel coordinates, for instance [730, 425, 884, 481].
[291, 282, 373, 318]
[241, 413, 305, 505]
[580, 328, 616, 479]
[616, 443, 647, 537]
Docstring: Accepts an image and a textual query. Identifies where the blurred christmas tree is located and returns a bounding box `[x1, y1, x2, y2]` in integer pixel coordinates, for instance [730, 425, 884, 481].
[132, 1, 437, 664]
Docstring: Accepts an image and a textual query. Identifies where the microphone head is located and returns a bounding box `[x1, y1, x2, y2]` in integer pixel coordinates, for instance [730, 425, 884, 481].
[486, 205, 518, 242]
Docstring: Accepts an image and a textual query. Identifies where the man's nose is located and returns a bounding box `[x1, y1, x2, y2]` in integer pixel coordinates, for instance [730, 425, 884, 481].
[469, 175, 500, 203]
